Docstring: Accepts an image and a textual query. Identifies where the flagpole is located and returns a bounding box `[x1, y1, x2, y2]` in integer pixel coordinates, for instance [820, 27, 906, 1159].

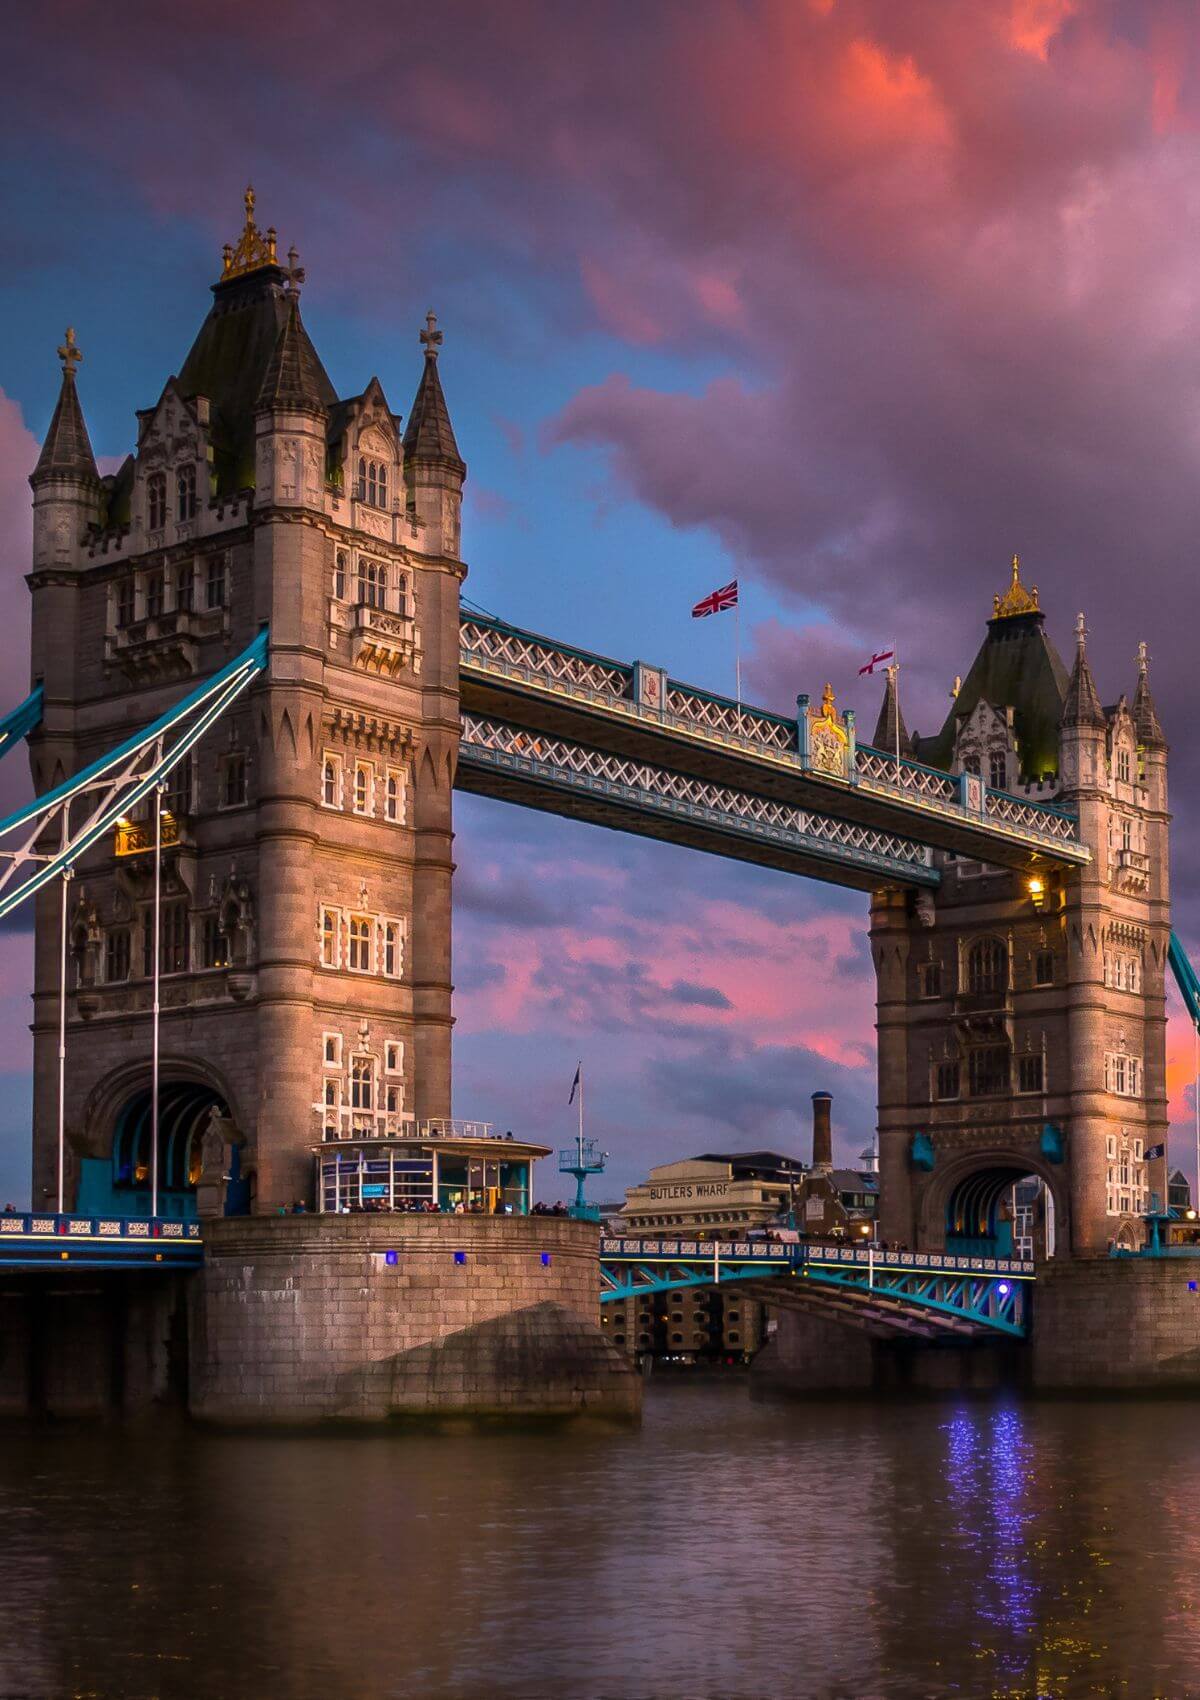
[577, 1060, 584, 1167]
[1193, 1019, 1198, 1217]
[893, 648, 901, 779]
[734, 588, 742, 716]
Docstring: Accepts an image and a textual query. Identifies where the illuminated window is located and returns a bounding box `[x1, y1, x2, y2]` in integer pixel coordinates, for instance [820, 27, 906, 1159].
[147, 473, 166, 530]
[348, 915, 372, 973]
[200, 914, 227, 969]
[177, 463, 197, 521]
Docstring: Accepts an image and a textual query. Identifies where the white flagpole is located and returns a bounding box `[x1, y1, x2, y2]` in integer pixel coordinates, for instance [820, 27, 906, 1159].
[734, 587, 742, 715]
[893, 647, 901, 778]
[151, 784, 164, 1221]
[1193, 1020, 1198, 1216]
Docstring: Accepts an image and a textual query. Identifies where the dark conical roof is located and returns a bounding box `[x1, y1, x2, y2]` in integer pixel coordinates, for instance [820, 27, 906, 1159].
[403, 312, 464, 474]
[870, 669, 912, 756]
[32, 350, 99, 488]
[1133, 643, 1167, 750]
[915, 607, 1070, 781]
[1061, 616, 1106, 729]
[176, 267, 336, 492]
[256, 291, 329, 416]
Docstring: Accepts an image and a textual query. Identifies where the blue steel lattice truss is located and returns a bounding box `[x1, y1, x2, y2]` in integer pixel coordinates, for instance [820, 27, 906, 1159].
[599, 1238, 1032, 1338]
[0, 628, 268, 919]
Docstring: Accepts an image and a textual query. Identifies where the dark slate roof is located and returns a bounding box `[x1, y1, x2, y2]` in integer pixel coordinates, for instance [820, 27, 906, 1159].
[176, 267, 336, 493]
[829, 1168, 878, 1192]
[31, 371, 99, 486]
[914, 609, 1070, 782]
[256, 292, 330, 416]
[870, 670, 912, 755]
[1062, 632, 1106, 729]
[1133, 657, 1167, 750]
[101, 454, 135, 529]
[403, 351, 464, 473]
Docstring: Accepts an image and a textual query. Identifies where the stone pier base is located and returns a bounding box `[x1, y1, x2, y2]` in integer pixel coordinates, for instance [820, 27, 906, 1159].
[189, 1215, 641, 1424]
[1031, 1258, 1200, 1391]
[751, 1307, 1019, 1397]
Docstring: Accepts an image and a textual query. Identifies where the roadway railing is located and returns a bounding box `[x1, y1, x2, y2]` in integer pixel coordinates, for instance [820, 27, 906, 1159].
[0, 1213, 202, 1268]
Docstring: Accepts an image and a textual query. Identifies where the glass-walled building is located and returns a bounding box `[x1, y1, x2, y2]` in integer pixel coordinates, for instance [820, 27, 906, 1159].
[314, 1121, 550, 1215]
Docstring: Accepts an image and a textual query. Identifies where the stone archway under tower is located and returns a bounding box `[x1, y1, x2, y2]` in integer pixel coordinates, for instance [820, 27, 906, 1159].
[75, 1068, 251, 1221]
[916, 1148, 1068, 1261]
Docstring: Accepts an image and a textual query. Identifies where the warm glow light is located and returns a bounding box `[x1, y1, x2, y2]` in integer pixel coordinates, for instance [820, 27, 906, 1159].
[1187, 1209, 1196, 1221]
[1027, 875, 1046, 910]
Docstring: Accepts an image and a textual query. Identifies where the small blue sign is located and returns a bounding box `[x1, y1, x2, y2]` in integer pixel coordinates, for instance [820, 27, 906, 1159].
[541, 1252, 551, 1267]
[454, 1251, 467, 1265]
[384, 1249, 398, 1267]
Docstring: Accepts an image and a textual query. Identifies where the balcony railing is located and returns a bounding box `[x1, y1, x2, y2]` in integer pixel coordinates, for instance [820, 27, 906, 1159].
[114, 814, 182, 857]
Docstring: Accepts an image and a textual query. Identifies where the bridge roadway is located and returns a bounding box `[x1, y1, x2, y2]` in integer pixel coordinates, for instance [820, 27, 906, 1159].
[458, 613, 1088, 890]
[0, 1217, 1031, 1337]
[600, 1238, 1033, 1339]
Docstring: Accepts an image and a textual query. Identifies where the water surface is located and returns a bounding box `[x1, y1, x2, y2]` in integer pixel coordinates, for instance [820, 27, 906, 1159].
[1, 1379, 1196, 1699]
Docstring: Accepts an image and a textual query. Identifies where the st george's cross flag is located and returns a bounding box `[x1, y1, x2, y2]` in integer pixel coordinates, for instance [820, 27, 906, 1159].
[859, 645, 896, 676]
[692, 580, 739, 618]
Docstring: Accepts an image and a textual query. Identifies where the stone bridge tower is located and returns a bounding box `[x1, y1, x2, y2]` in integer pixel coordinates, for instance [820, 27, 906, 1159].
[871, 560, 1169, 1258]
[26, 192, 465, 1214]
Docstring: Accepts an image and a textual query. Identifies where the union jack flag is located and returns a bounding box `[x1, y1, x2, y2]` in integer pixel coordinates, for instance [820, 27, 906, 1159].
[691, 580, 739, 618]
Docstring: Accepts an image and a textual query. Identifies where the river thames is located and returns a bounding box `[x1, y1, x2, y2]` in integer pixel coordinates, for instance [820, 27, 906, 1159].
[1, 1378, 1196, 1699]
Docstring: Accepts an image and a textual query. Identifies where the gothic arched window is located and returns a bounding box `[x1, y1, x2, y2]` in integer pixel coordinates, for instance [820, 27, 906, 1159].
[967, 937, 1007, 997]
[350, 1055, 374, 1111]
[147, 473, 166, 531]
[177, 463, 197, 521]
[358, 458, 390, 510]
[395, 573, 409, 618]
[357, 559, 386, 609]
[333, 550, 347, 601]
[988, 750, 1006, 791]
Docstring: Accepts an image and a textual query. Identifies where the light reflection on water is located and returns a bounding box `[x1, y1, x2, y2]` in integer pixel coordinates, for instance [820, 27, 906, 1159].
[0, 1381, 1195, 1699]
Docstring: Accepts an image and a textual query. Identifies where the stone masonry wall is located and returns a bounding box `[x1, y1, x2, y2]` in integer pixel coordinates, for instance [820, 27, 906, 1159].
[1031, 1258, 1200, 1390]
[189, 1214, 641, 1423]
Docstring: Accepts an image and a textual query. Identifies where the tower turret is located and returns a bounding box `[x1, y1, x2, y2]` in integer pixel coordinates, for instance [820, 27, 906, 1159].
[30, 328, 101, 571]
[871, 665, 911, 758]
[403, 310, 465, 560]
[1058, 613, 1107, 792]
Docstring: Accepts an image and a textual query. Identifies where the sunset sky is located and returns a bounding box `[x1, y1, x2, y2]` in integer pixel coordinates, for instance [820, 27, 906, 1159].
[2, 0, 1200, 1202]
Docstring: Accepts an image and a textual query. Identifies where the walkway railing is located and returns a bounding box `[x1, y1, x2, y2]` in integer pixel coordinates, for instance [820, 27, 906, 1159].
[0, 1213, 202, 1269]
[460, 614, 1083, 855]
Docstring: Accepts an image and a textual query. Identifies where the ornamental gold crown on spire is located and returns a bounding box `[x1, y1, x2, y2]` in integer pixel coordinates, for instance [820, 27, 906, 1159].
[993, 553, 1040, 619]
[221, 185, 279, 279]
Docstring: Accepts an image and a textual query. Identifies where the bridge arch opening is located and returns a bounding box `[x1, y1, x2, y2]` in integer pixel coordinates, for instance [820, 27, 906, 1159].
[943, 1162, 1058, 1260]
[75, 1080, 248, 1221]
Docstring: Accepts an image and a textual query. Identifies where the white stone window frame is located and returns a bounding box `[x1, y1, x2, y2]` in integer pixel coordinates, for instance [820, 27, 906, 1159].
[347, 914, 373, 974]
[1105, 1052, 1143, 1098]
[381, 917, 404, 979]
[318, 905, 342, 969]
[352, 760, 375, 817]
[384, 767, 406, 824]
[322, 1030, 343, 1069]
[321, 750, 344, 810]
[385, 1040, 404, 1075]
[349, 1051, 375, 1111]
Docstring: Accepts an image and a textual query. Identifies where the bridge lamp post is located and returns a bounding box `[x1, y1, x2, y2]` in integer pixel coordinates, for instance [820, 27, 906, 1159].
[150, 784, 166, 1222]
[55, 865, 73, 1215]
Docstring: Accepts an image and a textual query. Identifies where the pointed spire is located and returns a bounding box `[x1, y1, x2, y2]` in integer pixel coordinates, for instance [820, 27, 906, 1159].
[1133, 640, 1167, 750]
[31, 328, 99, 487]
[1061, 612, 1105, 729]
[872, 665, 911, 755]
[256, 293, 328, 417]
[403, 309, 465, 474]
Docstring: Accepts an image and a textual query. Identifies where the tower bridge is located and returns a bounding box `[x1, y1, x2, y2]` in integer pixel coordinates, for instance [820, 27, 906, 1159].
[2, 190, 1191, 1417]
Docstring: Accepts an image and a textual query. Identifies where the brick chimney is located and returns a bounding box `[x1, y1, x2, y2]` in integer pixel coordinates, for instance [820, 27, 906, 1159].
[811, 1091, 833, 1172]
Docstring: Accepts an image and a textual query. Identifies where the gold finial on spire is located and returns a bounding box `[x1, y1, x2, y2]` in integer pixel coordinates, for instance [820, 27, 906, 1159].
[992, 551, 1040, 620]
[57, 326, 82, 378]
[220, 183, 280, 280]
[820, 681, 836, 720]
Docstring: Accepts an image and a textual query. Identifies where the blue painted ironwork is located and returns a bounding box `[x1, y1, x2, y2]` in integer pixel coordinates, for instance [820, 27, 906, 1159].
[599, 1237, 1032, 1337]
[0, 1212, 202, 1271]
[0, 628, 268, 919]
[0, 685, 42, 760]
[1169, 931, 1200, 1028]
